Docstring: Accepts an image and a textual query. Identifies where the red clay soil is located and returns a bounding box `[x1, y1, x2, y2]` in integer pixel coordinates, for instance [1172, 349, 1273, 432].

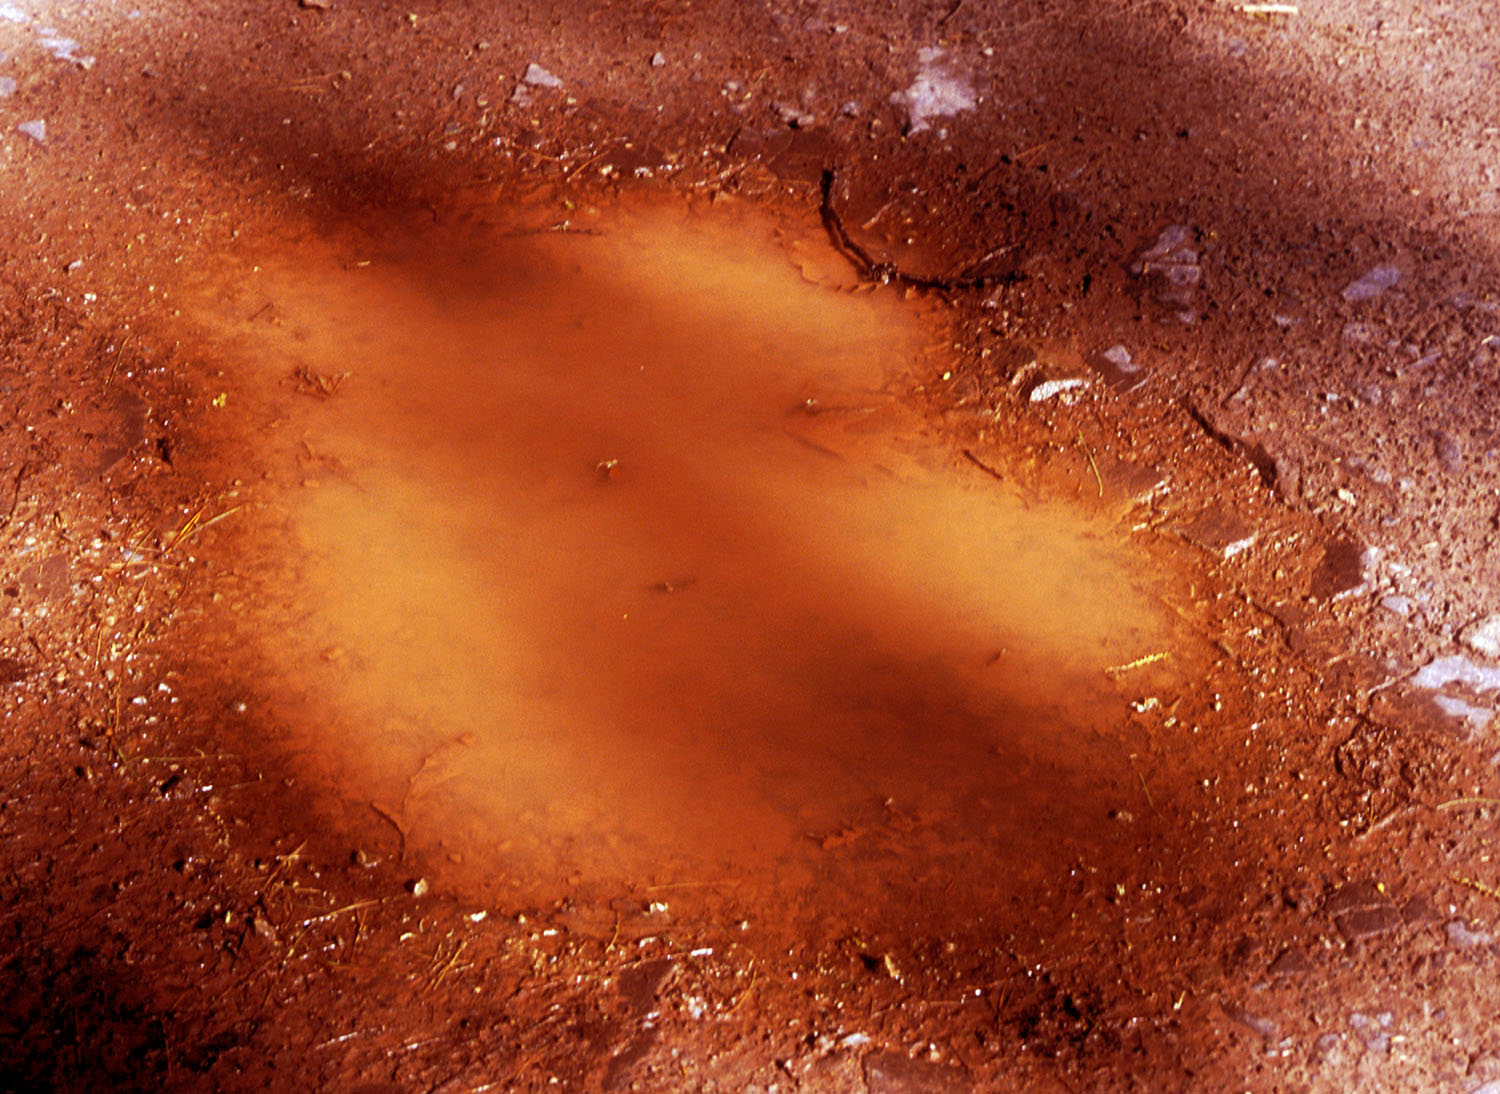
[3, 0, 1500, 1091]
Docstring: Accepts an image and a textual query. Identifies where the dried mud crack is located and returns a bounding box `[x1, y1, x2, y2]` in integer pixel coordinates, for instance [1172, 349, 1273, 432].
[4, 1, 1500, 1092]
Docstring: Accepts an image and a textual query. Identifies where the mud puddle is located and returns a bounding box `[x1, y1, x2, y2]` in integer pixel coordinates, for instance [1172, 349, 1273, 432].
[181, 190, 1201, 939]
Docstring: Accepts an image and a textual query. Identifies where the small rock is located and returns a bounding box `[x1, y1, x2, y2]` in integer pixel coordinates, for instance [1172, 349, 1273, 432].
[1309, 536, 1370, 602]
[1446, 918, 1493, 950]
[300, 0, 332, 9]
[1336, 904, 1403, 942]
[1027, 377, 1090, 403]
[408, 877, 430, 897]
[1132, 225, 1202, 321]
[650, 51, 666, 67]
[1173, 508, 1257, 559]
[39, 36, 92, 67]
[1412, 654, 1500, 693]
[1342, 264, 1401, 302]
[1223, 1001, 1277, 1038]
[1401, 896, 1442, 928]
[1461, 614, 1500, 660]
[863, 1050, 969, 1094]
[1466, 1053, 1500, 1085]
[0, 76, 15, 97]
[1326, 879, 1403, 941]
[1089, 344, 1147, 391]
[16, 119, 45, 143]
[773, 102, 816, 129]
[1380, 595, 1413, 616]
[1431, 694, 1493, 733]
[1324, 881, 1390, 916]
[1310, 1031, 1346, 1068]
[1349, 1010, 1394, 1054]
[522, 63, 563, 88]
[1267, 946, 1313, 977]
[1434, 431, 1465, 473]
[252, 915, 279, 942]
[889, 47, 976, 135]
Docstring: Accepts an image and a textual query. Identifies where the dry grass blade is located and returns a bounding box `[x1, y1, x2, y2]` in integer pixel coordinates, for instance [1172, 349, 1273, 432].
[166, 502, 243, 552]
[1106, 651, 1171, 675]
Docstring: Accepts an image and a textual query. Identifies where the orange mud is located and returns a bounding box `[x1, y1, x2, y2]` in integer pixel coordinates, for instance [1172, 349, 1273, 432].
[182, 193, 1196, 935]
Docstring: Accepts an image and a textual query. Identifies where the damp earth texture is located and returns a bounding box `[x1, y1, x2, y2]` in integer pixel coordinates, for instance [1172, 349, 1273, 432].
[3, 1, 1500, 1091]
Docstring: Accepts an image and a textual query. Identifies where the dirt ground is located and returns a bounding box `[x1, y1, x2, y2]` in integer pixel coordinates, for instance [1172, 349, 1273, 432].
[3, 0, 1500, 1090]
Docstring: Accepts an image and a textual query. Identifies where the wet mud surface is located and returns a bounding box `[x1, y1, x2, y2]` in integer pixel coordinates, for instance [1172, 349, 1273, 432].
[3, 0, 1500, 1091]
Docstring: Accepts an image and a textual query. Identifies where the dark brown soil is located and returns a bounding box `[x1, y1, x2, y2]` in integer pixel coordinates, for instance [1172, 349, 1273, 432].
[4, 1, 1500, 1091]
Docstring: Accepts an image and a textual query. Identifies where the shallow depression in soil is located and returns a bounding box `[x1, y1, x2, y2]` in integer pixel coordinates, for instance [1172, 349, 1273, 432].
[188, 193, 1184, 923]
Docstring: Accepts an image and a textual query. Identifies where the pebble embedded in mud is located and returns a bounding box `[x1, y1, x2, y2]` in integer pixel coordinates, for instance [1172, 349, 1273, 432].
[1088, 343, 1147, 391]
[1266, 945, 1313, 977]
[1326, 879, 1404, 942]
[1132, 225, 1202, 322]
[522, 63, 563, 89]
[1222, 1001, 1277, 1039]
[1460, 614, 1500, 660]
[1348, 1010, 1395, 1054]
[1342, 264, 1402, 303]
[1309, 536, 1372, 602]
[1172, 508, 1257, 560]
[862, 1049, 970, 1094]
[889, 47, 976, 136]
[1027, 377, 1090, 403]
[1445, 918, 1493, 950]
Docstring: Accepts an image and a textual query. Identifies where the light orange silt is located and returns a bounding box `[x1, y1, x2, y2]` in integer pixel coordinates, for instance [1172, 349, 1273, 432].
[183, 191, 1185, 931]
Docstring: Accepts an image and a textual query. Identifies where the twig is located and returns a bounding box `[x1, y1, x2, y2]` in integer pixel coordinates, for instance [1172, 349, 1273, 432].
[1438, 797, 1500, 811]
[819, 169, 1016, 292]
[105, 334, 132, 385]
[262, 840, 308, 891]
[0, 461, 32, 530]
[726, 961, 758, 1015]
[1136, 769, 1155, 809]
[298, 898, 385, 929]
[370, 802, 408, 863]
[962, 449, 1006, 482]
